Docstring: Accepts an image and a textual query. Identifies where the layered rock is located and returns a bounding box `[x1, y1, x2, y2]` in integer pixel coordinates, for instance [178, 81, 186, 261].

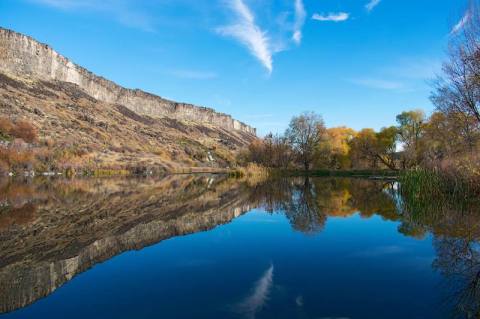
[0, 27, 256, 135]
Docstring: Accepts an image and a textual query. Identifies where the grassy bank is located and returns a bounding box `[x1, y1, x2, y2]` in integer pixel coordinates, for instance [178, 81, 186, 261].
[400, 169, 480, 201]
[399, 169, 480, 217]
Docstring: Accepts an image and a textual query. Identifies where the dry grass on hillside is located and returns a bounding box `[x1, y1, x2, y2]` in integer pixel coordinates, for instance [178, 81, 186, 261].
[0, 73, 255, 174]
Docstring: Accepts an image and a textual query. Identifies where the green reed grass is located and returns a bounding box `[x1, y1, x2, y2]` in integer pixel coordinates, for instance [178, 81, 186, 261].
[399, 169, 480, 220]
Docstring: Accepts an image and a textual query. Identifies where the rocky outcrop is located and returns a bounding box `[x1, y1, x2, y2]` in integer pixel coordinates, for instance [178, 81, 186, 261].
[0, 27, 256, 135]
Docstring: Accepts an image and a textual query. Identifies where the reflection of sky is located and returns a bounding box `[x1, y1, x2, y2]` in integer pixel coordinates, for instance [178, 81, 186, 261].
[232, 264, 274, 319]
[3, 209, 443, 319]
[350, 245, 406, 257]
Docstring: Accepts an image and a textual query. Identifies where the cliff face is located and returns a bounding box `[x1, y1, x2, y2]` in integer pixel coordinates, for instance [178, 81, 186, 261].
[0, 27, 255, 135]
[0, 28, 257, 171]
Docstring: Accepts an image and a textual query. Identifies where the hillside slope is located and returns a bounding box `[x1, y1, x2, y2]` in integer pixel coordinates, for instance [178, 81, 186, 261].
[0, 28, 256, 173]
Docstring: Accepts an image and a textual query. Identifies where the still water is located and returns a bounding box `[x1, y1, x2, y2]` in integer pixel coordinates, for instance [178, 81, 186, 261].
[0, 176, 478, 318]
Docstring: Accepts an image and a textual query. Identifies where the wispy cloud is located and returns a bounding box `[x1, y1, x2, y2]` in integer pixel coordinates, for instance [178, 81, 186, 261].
[232, 264, 274, 319]
[348, 57, 440, 92]
[312, 12, 349, 22]
[349, 78, 405, 90]
[218, 0, 273, 73]
[170, 69, 218, 80]
[292, 0, 306, 45]
[382, 58, 442, 80]
[451, 10, 471, 35]
[365, 0, 381, 13]
[29, 0, 154, 31]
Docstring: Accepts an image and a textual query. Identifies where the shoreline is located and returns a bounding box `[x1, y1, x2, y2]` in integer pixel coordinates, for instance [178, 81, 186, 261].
[2, 168, 401, 180]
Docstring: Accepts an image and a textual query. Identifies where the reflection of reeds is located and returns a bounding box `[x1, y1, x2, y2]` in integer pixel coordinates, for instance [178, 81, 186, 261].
[400, 169, 480, 218]
[398, 169, 480, 241]
[230, 163, 270, 186]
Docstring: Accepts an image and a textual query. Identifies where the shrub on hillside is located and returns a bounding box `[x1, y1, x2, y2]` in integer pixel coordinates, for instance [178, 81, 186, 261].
[0, 117, 38, 143]
[0, 147, 36, 171]
[11, 120, 38, 143]
[0, 117, 14, 136]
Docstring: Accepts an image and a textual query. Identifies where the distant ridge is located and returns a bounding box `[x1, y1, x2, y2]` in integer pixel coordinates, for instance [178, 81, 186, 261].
[0, 27, 256, 135]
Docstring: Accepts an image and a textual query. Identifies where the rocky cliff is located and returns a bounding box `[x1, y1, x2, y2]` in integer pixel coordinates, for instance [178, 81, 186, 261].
[0, 28, 257, 172]
[0, 27, 255, 135]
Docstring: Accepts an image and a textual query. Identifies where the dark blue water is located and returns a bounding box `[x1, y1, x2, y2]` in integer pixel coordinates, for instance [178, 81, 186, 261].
[0, 176, 477, 318]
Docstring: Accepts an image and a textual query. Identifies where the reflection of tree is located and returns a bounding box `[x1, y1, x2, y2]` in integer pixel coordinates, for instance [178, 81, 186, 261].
[433, 237, 480, 318]
[251, 177, 480, 317]
[400, 187, 480, 318]
[284, 178, 326, 234]
[347, 179, 399, 221]
[312, 178, 355, 217]
[251, 177, 400, 234]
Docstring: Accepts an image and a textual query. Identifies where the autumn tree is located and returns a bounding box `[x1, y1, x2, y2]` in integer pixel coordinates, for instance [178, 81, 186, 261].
[242, 133, 294, 169]
[396, 110, 425, 168]
[349, 127, 398, 170]
[267, 134, 294, 169]
[349, 129, 379, 169]
[325, 127, 356, 169]
[285, 112, 326, 171]
[420, 111, 480, 168]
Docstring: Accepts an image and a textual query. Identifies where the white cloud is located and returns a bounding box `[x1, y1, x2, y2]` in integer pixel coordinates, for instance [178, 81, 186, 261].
[29, 0, 154, 31]
[365, 0, 381, 13]
[349, 78, 405, 90]
[218, 0, 273, 73]
[312, 12, 349, 22]
[171, 69, 218, 80]
[451, 10, 471, 35]
[292, 0, 306, 45]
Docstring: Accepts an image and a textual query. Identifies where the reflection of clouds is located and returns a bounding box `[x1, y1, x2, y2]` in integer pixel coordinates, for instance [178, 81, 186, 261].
[295, 295, 303, 307]
[351, 245, 405, 257]
[233, 264, 274, 319]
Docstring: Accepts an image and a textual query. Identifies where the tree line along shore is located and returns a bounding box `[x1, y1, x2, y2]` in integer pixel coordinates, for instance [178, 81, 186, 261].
[1, 10, 480, 194]
[238, 13, 480, 198]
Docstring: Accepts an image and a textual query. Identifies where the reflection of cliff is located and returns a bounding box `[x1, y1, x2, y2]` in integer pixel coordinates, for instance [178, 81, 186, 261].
[3, 176, 480, 316]
[0, 176, 254, 314]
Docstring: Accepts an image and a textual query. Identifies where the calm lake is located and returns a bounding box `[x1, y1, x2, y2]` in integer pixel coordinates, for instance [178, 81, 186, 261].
[0, 175, 478, 319]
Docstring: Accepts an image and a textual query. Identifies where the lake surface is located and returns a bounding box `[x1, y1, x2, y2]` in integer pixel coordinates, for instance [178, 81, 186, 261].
[0, 176, 479, 318]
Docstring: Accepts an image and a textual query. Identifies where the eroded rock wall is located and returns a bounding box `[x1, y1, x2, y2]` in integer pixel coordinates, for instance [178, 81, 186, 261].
[0, 28, 256, 135]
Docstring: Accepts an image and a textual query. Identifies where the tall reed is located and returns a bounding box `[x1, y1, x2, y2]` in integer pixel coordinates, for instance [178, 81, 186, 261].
[399, 169, 480, 220]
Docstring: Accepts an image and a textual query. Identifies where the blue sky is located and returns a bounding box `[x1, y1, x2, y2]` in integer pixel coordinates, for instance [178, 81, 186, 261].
[0, 0, 470, 135]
